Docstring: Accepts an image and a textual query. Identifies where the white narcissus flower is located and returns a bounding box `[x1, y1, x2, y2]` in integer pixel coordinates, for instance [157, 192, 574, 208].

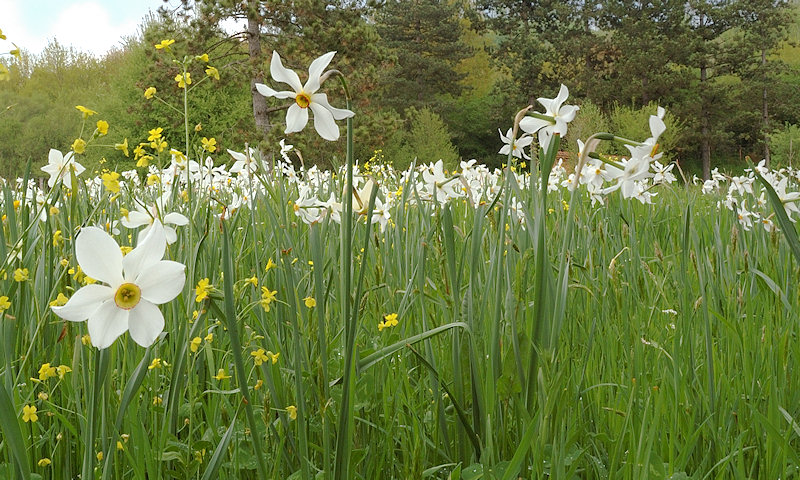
[519, 84, 579, 152]
[498, 128, 532, 160]
[121, 194, 189, 244]
[255, 51, 355, 141]
[41, 149, 86, 189]
[51, 222, 186, 349]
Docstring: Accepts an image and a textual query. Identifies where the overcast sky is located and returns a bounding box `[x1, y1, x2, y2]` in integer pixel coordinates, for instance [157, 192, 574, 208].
[0, 0, 174, 57]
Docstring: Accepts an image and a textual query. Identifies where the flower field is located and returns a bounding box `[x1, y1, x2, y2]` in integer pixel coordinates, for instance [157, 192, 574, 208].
[2, 46, 800, 480]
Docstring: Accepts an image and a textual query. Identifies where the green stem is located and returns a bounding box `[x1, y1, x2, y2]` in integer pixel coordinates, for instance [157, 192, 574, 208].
[334, 74, 354, 480]
[219, 223, 270, 479]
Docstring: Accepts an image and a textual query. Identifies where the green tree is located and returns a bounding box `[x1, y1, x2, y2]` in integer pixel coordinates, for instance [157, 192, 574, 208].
[376, 0, 470, 112]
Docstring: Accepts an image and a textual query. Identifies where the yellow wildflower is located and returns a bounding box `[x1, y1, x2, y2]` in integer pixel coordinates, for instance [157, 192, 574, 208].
[75, 105, 97, 118]
[190, 337, 202, 353]
[213, 368, 230, 381]
[144, 86, 157, 99]
[37, 458, 51, 467]
[114, 138, 129, 157]
[259, 287, 277, 312]
[38, 363, 57, 381]
[286, 405, 297, 420]
[147, 127, 163, 141]
[151, 139, 167, 153]
[195, 278, 211, 302]
[251, 348, 269, 366]
[153, 396, 163, 405]
[201, 137, 217, 153]
[304, 296, 316, 308]
[56, 365, 71, 379]
[245, 276, 258, 287]
[0, 64, 8, 81]
[49, 293, 68, 307]
[254, 379, 263, 390]
[81, 334, 92, 345]
[155, 39, 175, 50]
[96, 451, 103, 461]
[139, 156, 154, 168]
[205, 333, 213, 343]
[266, 351, 280, 364]
[378, 313, 399, 332]
[205, 66, 220, 81]
[175, 72, 192, 88]
[72, 138, 86, 154]
[101, 172, 120, 193]
[22, 404, 38, 423]
[0, 295, 10, 311]
[265, 258, 277, 272]
[148, 358, 164, 370]
[38, 392, 49, 401]
[52, 230, 63, 246]
[13, 268, 28, 282]
[196, 53, 209, 63]
[96, 120, 109, 135]
[119, 246, 133, 256]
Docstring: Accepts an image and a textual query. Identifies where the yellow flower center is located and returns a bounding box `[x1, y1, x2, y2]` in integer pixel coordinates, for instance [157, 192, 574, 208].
[295, 92, 311, 108]
[114, 283, 142, 310]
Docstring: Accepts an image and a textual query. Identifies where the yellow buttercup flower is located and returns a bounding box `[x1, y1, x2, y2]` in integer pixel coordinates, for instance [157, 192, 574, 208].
[148, 358, 164, 370]
[195, 278, 211, 302]
[72, 138, 86, 154]
[22, 404, 38, 423]
[378, 313, 399, 332]
[155, 39, 175, 50]
[245, 276, 258, 287]
[115, 138, 129, 157]
[304, 296, 316, 308]
[56, 365, 71, 379]
[251, 348, 269, 366]
[266, 351, 280, 364]
[147, 127, 163, 141]
[175, 72, 192, 88]
[75, 105, 97, 118]
[201, 137, 217, 153]
[101, 172, 120, 193]
[190, 336, 202, 353]
[52, 230, 63, 246]
[259, 287, 277, 312]
[265, 258, 277, 272]
[144, 87, 157, 99]
[13, 268, 28, 282]
[96, 120, 109, 136]
[205, 66, 220, 81]
[37, 458, 51, 467]
[286, 405, 297, 420]
[38, 363, 57, 381]
[49, 293, 68, 307]
[213, 368, 230, 381]
[196, 53, 209, 63]
[0, 296, 11, 311]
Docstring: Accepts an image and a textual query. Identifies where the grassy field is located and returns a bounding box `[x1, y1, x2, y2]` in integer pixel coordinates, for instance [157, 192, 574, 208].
[0, 144, 799, 480]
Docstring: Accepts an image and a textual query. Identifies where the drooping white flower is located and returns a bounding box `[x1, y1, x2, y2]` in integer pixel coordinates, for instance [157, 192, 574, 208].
[255, 51, 355, 141]
[51, 222, 186, 349]
[41, 149, 86, 189]
[519, 84, 579, 151]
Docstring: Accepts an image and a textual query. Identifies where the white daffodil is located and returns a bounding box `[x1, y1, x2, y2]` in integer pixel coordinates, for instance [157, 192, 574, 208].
[255, 51, 354, 141]
[41, 149, 86, 189]
[519, 84, 579, 151]
[120, 194, 189, 244]
[498, 128, 532, 160]
[51, 222, 186, 349]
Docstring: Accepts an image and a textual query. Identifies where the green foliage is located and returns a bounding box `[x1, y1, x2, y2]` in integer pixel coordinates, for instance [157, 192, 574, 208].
[384, 107, 459, 171]
[769, 123, 800, 167]
[609, 102, 685, 161]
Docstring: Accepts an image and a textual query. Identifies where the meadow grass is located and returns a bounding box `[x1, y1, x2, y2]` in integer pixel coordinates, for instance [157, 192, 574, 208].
[0, 160, 798, 479]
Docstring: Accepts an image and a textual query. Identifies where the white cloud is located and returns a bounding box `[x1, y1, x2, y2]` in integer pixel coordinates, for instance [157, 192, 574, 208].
[48, 2, 140, 57]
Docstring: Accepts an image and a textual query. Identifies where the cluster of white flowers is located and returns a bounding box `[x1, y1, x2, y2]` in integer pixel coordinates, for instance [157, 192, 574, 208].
[696, 161, 800, 232]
